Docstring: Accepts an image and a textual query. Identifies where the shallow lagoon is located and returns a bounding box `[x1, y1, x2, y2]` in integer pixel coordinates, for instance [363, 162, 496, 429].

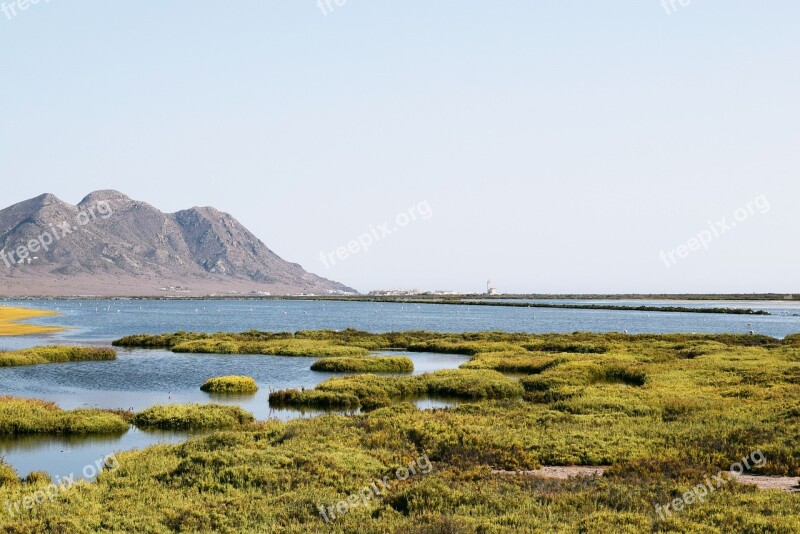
[0, 350, 467, 479]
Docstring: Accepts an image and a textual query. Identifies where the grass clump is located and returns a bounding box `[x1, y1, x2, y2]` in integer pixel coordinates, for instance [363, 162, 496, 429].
[0, 397, 129, 435]
[200, 376, 259, 394]
[523, 341, 609, 354]
[268, 389, 361, 409]
[310, 356, 414, 373]
[132, 404, 255, 430]
[173, 338, 369, 358]
[0, 462, 19, 487]
[115, 331, 369, 357]
[461, 352, 566, 373]
[0, 346, 116, 367]
[273, 369, 523, 410]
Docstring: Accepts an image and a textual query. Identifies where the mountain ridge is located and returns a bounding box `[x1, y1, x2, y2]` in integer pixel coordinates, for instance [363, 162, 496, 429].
[0, 190, 356, 297]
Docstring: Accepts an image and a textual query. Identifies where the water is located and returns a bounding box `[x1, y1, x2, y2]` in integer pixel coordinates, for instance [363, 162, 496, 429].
[0, 349, 467, 480]
[1, 298, 799, 480]
[1, 298, 799, 351]
[0, 349, 468, 419]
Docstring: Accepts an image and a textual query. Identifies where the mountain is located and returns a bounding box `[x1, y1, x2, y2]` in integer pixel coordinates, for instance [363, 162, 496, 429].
[0, 190, 356, 297]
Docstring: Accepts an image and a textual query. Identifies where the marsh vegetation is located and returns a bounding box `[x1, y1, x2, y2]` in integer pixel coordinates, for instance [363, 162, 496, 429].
[2, 330, 800, 531]
[131, 404, 255, 430]
[0, 346, 116, 367]
[310, 356, 414, 373]
[0, 397, 128, 436]
[200, 376, 259, 394]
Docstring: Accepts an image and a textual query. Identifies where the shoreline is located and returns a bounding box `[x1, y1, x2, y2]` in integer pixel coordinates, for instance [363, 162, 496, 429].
[0, 295, 786, 316]
[1, 293, 796, 301]
[0, 306, 62, 337]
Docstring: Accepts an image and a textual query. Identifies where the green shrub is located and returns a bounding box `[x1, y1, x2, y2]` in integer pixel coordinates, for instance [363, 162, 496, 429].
[310, 356, 414, 373]
[0, 462, 19, 487]
[0, 346, 116, 367]
[524, 341, 608, 354]
[598, 365, 647, 386]
[200, 376, 259, 394]
[173, 339, 369, 358]
[273, 370, 523, 410]
[268, 389, 361, 409]
[132, 404, 254, 430]
[461, 352, 566, 373]
[0, 397, 129, 435]
[24, 471, 52, 485]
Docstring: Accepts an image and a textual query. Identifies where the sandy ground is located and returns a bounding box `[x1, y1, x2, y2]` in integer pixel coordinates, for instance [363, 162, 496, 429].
[493, 466, 610, 480]
[493, 466, 800, 493]
[0, 306, 62, 336]
[731, 472, 800, 492]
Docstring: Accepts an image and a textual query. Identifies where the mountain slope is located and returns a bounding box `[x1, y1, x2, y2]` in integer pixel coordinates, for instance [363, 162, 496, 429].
[0, 190, 355, 297]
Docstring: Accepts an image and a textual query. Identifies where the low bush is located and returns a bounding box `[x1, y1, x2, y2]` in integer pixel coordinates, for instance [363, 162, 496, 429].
[461, 352, 566, 373]
[173, 339, 369, 358]
[0, 397, 129, 435]
[132, 404, 254, 430]
[200, 376, 259, 394]
[310, 356, 414, 373]
[524, 341, 608, 354]
[0, 346, 116, 367]
[268, 389, 361, 409]
[273, 370, 523, 410]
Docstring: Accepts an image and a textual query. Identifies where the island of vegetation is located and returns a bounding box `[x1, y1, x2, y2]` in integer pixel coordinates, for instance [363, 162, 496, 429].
[131, 404, 255, 430]
[0, 346, 116, 367]
[270, 369, 523, 410]
[200, 376, 259, 394]
[0, 397, 129, 435]
[310, 356, 414, 373]
[114, 331, 369, 357]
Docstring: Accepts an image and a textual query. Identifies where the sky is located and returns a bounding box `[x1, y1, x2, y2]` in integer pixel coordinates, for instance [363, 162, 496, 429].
[1, 1, 798, 294]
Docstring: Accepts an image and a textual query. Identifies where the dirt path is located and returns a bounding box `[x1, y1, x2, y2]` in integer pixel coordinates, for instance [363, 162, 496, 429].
[493, 466, 609, 480]
[494, 466, 800, 493]
[731, 472, 800, 492]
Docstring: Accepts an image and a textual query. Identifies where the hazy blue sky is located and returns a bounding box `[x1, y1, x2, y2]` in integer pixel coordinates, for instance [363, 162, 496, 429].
[2, 1, 798, 293]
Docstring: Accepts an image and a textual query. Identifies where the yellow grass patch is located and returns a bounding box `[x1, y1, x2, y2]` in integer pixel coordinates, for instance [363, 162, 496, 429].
[0, 306, 62, 336]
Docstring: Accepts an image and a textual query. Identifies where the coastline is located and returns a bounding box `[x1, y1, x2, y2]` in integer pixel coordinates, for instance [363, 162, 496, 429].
[0, 306, 62, 336]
